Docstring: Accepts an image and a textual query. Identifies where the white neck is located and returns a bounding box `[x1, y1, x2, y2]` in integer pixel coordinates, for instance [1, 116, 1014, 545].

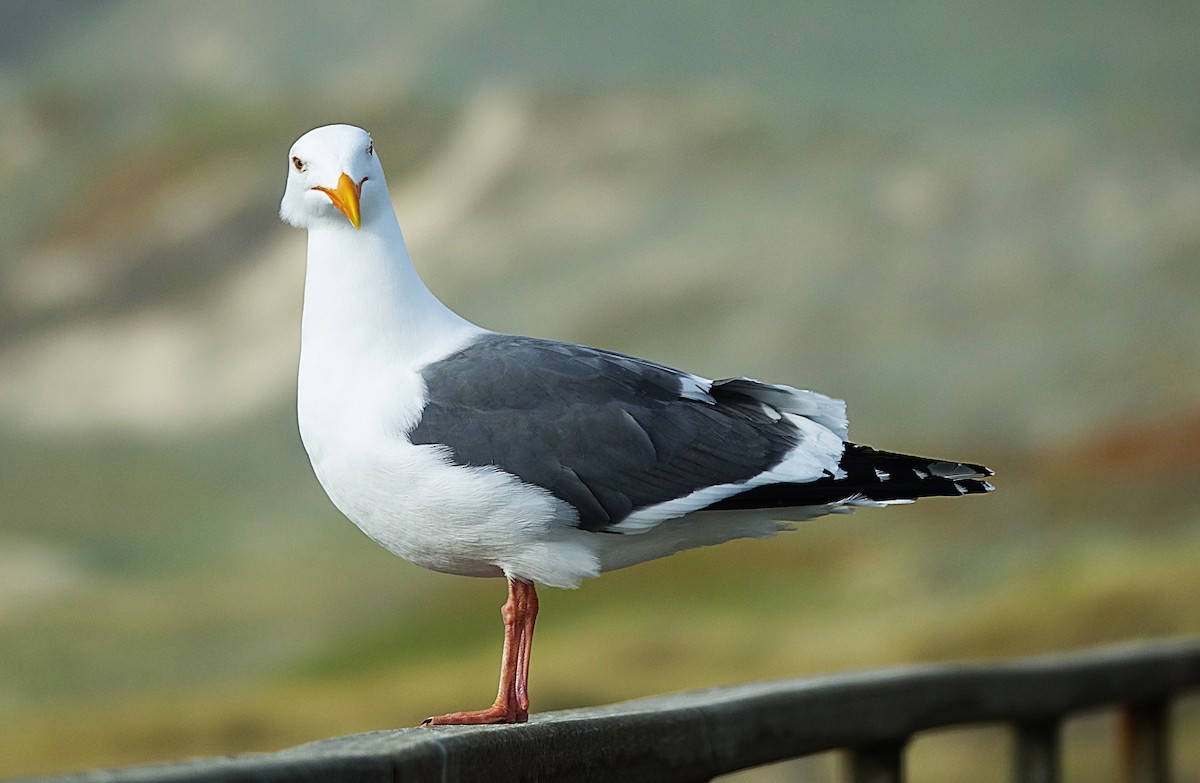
[300, 209, 481, 365]
[296, 205, 485, 443]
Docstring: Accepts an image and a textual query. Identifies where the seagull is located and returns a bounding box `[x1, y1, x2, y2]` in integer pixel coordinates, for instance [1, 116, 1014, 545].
[279, 123, 993, 726]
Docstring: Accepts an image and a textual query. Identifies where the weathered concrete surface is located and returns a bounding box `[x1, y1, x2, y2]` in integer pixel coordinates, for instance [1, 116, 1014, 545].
[21, 638, 1200, 783]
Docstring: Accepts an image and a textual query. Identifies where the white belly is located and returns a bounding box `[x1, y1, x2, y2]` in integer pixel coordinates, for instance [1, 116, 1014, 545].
[299, 394, 602, 588]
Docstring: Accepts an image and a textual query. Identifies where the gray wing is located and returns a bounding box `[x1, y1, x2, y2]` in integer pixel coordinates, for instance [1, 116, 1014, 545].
[408, 334, 804, 532]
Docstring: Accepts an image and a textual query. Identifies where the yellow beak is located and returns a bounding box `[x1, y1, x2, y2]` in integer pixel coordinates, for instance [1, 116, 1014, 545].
[313, 173, 362, 229]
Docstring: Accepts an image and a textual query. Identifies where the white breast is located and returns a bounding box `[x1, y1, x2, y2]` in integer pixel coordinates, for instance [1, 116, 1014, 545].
[298, 339, 602, 587]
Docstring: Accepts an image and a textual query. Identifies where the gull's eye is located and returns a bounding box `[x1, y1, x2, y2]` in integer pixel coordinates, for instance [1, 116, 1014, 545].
[366, 140, 373, 157]
[292, 156, 306, 172]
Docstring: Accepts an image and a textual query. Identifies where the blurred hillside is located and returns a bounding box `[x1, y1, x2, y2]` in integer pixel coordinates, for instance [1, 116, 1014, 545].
[2, 1, 1198, 446]
[0, 2, 1198, 780]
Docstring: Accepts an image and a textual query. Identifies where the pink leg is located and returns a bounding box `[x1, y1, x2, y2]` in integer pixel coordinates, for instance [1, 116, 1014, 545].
[423, 578, 537, 725]
[514, 581, 539, 714]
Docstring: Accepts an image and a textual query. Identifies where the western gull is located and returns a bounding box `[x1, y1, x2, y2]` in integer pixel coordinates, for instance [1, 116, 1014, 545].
[279, 123, 993, 725]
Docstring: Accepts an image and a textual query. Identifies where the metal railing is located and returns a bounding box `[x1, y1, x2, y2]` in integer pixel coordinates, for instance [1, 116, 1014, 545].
[30, 638, 1200, 783]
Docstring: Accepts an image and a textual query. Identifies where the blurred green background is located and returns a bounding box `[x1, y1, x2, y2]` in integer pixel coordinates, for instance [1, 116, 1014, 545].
[1, 1, 1198, 780]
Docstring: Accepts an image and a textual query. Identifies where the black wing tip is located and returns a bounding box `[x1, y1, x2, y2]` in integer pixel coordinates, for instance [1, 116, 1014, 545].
[707, 445, 996, 512]
[954, 478, 995, 495]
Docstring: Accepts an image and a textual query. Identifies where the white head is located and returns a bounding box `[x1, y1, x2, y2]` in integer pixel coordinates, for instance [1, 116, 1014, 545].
[280, 124, 388, 231]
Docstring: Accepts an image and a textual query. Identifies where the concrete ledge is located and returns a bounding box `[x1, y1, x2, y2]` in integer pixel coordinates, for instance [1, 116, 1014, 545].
[23, 638, 1200, 783]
